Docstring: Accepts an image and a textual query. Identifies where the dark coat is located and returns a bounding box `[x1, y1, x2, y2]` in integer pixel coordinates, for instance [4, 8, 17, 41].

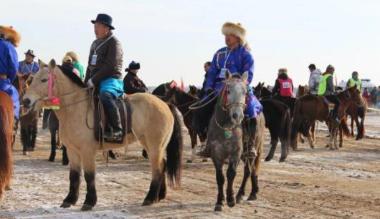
[123, 72, 148, 94]
[85, 34, 123, 85]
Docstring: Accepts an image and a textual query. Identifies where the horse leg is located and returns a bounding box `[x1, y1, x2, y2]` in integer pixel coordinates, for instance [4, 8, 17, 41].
[187, 129, 197, 163]
[350, 116, 354, 137]
[213, 161, 225, 211]
[226, 158, 238, 208]
[61, 148, 81, 208]
[142, 146, 165, 206]
[62, 146, 69, 166]
[81, 150, 97, 211]
[20, 127, 28, 155]
[30, 123, 37, 151]
[236, 159, 251, 203]
[339, 124, 343, 148]
[354, 117, 361, 140]
[265, 129, 278, 162]
[48, 129, 57, 162]
[311, 122, 316, 144]
[307, 130, 315, 149]
[158, 159, 167, 201]
[248, 162, 259, 201]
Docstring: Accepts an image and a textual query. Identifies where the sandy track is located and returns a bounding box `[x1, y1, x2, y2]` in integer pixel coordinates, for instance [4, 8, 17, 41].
[0, 116, 379, 219]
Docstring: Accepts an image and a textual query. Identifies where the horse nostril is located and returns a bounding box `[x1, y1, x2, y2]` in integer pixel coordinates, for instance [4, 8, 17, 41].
[232, 113, 239, 120]
[23, 98, 31, 108]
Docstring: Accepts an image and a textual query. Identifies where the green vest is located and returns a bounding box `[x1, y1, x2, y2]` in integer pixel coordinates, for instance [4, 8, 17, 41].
[317, 73, 332, 96]
[348, 78, 362, 91]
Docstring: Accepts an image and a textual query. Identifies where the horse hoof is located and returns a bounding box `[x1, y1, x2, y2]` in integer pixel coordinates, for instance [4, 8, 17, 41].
[214, 204, 223, 211]
[202, 159, 208, 162]
[48, 158, 55, 162]
[5, 185, 11, 191]
[279, 157, 286, 162]
[60, 202, 72, 208]
[142, 199, 154, 206]
[81, 204, 93, 211]
[227, 200, 235, 208]
[62, 161, 69, 166]
[186, 159, 193, 163]
[247, 194, 257, 201]
[23, 151, 28, 156]
[264, 157, 272, 162]
[236, 195, 243, 204]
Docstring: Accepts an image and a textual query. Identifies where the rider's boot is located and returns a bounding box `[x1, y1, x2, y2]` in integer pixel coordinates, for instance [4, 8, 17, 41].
[104, 104, 123, 141]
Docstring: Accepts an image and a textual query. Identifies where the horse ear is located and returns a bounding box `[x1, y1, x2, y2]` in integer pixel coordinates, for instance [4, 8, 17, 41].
[49, 59, 56, 69]
[242, 71, 249, 82]
[225, 70, 232, 80]
[38, 59, 48, 68]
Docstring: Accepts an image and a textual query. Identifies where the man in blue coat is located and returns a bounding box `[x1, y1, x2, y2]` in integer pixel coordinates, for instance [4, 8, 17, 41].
[198, 22, 262, 157]
[0, 25, 20, 119]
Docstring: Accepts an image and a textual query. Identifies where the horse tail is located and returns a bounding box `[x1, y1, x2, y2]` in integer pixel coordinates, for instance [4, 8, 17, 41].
[0, 106, 13, 198]
[280, 108, 291, 160]
[166, 104, 183, 187]
[290, 101, 302, 148]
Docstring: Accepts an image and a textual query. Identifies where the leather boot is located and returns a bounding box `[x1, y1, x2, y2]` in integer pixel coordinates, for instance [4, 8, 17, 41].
[104, 104, 123, 141]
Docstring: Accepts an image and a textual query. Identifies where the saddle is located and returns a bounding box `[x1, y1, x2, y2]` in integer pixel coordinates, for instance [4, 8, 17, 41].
[93, 94, 133, 144]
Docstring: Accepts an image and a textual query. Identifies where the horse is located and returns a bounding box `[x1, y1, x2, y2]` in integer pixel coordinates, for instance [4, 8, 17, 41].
[14, 74, 39, 155]
[253, 83, 291, 162]
[153, 85, 202, 162]
[0, 91, 14, 200]
[291, 86, 362, 150]
[22, 59, 183, 210]
[206, 72, 265, 211]
[345, 98, 367, 140]
[42, 109, 69, 165]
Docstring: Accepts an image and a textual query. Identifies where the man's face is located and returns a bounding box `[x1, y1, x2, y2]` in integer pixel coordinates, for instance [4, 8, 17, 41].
[353, 73, 358, 79]
[94, 23, 110, 39]
[225, 34, 240, 48]
[25, 54, 34, 63]
[204, 64, 210, 72]
[130, 69, 139, 74]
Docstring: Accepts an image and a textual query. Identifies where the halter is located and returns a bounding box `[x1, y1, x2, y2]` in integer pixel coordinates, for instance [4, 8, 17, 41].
[219, 78, 246, 111]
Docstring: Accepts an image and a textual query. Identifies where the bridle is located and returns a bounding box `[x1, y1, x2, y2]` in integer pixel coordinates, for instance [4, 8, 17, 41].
[220, 79, 246, 111]
[215, 78, 247, 131]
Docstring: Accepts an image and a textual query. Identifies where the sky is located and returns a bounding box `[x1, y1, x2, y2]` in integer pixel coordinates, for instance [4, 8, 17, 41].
[3, 0, 380, 87]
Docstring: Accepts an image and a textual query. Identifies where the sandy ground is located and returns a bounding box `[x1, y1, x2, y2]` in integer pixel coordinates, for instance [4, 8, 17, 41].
[0, 114, 379, 219]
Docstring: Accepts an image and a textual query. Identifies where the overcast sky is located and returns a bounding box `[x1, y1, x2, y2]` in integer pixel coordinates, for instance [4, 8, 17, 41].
[3, 0, 380, 86]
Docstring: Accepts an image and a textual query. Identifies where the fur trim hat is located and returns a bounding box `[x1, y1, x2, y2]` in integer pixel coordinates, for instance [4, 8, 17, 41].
[222, 22, 247, 46]
[0, 25, 21, 47]
[62, 55, 73, 64]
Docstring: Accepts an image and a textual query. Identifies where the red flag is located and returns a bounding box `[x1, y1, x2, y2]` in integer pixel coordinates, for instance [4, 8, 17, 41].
[180, 77, 185, 91]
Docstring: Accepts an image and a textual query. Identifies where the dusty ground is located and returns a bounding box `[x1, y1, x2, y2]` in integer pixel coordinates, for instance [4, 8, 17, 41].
[0, 114, 379, 219]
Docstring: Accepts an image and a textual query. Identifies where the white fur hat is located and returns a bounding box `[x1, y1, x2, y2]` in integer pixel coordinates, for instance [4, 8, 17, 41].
[222, 22, 247, 46]
[0, 26, 21, 47]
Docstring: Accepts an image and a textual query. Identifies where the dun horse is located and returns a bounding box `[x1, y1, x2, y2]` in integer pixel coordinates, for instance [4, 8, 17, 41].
[23, 60, 183, 210]
[206, 72, 265, 211]
[0, 91, 14, 200]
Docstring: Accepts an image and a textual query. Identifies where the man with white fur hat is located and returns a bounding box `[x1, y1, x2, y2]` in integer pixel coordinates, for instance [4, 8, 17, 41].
[198, 22, 262, 157]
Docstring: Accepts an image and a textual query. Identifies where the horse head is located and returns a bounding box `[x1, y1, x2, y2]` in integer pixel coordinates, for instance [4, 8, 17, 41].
[220, 71, 248, 126]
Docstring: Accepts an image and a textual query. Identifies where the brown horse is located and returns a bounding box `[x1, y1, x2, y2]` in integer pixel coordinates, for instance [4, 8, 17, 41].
[0, 91, 14, 200]
[23, 60, 183, 210]
[291, 86, 362, 150]
[345, 98, 367, 140]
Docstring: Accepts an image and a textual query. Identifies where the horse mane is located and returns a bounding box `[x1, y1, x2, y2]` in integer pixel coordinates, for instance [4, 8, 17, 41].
[152, 82, 170, 96]
[57, 65, 86, 88]
[174, 87, 198, 102]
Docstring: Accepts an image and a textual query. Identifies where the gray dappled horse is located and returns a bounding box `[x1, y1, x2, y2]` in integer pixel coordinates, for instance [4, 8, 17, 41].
[208, 72, 265, 211]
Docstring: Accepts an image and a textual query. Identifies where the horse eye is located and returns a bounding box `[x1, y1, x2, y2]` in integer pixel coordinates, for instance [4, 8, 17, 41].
[41, 78, 48, 83]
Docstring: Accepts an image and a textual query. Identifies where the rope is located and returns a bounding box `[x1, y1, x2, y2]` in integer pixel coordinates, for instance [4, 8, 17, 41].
[189, 91, 218, 110]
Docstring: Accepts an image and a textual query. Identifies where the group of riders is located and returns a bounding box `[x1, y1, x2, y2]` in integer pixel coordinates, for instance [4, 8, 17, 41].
[0, 14, 363, 154]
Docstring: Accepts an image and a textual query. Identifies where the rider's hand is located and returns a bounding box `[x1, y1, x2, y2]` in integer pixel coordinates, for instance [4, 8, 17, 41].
[87, 79, 94, 88]
[206, 88, 214, 95]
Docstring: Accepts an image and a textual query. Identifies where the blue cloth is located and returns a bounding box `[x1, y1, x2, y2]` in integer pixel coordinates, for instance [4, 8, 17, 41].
[18, 61, 39, 75]
[99, 78, 124, 98]
[0, 79, 20, 119]
[0, 38, 19, 82]
[204, 45, 254, 91]
[202, 45, 261, 118]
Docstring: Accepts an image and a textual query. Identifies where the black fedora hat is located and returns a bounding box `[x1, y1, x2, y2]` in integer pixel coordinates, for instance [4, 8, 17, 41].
[24, 49, 35, 57]
[125, 61, 140, 71]
[91, 13, 115, 30]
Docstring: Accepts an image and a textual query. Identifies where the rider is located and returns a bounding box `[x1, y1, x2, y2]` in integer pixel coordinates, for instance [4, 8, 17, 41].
[317, 65, 340, 122]
[0, 25, 20, 119]
[64, 51, 85, 81]
[308, 64, 321, 95]
[123, 61, 148, 94]
[85, 14, 124, 140]
[272, 68, 294, 100]
[198, 22, 262, 157]
[18, 50, 39, 76]
[346, 71, 362, 92]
